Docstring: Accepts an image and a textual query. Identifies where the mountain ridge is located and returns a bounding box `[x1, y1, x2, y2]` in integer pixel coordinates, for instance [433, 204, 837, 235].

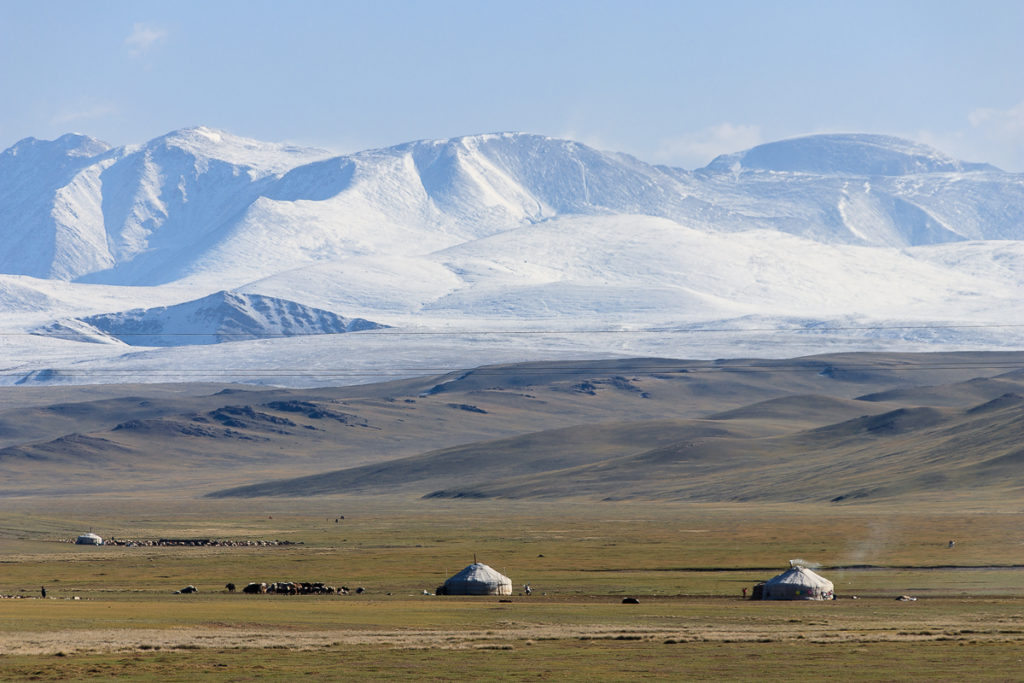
[30, 290, 388, 346]
[196, 353, 1024, 502]
[4, 127, 1022, 287]
[2, 127, 1024, 386]
[4, 351, 1023, 502]
[703, 133, 999, 176]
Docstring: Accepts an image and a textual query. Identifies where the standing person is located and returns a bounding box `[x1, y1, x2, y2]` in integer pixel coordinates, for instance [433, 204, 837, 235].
[41, 586, 46, 598]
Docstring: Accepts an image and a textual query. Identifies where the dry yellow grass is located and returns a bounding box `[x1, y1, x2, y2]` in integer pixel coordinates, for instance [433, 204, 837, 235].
[1, 494, 1022, 680]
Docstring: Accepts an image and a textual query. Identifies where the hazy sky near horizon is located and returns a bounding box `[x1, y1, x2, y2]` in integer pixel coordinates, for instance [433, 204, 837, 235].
[2, 0, 1023, 170]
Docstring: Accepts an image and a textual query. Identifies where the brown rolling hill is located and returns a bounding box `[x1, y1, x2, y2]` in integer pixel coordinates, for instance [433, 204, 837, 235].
[412, 398, 1024, 504]
[410, 396, 1024, 504]
[4, 351, 1024, 503]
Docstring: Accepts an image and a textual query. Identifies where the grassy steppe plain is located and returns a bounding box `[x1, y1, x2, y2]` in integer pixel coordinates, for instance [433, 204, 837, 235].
[2, 496, 1022, 680]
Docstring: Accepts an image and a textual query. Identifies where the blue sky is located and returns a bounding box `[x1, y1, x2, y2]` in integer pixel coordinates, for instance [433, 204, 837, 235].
[2, 0, 1023, 169]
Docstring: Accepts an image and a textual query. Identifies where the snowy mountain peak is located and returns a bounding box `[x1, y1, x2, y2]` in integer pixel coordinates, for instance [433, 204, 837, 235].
[703, 133, 999, 176]
[2, 125, 1023, 291]
[0, 134, 112, 169]
[2, 133, 112, 161]
[2, 126, 1024, 386]
[33, 290, 388, 346]
[140, 126, 334, 177]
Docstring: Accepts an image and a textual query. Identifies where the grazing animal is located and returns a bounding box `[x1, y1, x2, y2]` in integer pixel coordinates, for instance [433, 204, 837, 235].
[270, 582, 298, 595]
[622, 597, 639, 604]
[242, 582, 267, 594]
[225, 583, 236, 592]
[176, 585, 198, 594]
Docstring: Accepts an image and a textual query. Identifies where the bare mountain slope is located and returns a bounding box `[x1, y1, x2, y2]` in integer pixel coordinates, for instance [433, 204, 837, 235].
[207, 354, 1024, 502]
[5, 353, 1024, 502]
[414, 397, 1024, 503]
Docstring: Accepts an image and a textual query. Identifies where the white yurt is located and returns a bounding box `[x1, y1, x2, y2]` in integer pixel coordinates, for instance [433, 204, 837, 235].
[75, 532, 103, 545]
[761, 565, 834, 600]
[438, 562, 512, 595]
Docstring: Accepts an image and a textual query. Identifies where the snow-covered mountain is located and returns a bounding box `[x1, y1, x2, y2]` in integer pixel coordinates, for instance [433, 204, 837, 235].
[6, 127, 1024, 287]
[31, 291, 387, 346]
[0, 127, 334, 283]
[2, 127, 1023, 386]
[703, 134, 998, 176]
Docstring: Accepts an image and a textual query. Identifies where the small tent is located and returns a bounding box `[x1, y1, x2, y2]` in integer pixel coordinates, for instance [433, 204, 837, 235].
[437, 562, 512, 595]
[761, 565, 834, 600]
[75, 532, 103, 545]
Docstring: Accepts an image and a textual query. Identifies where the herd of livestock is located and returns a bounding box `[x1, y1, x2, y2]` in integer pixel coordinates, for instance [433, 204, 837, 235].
[68, 537, 299, 547]
[237, 581, 364, 595]
[172, 582, 367, 595]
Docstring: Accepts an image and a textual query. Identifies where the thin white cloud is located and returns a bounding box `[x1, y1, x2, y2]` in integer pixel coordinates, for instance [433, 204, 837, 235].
[968, 102, 1024, 170]
[654, 123, 763, 169]
[124, 22, 167, 57]
[915, 102, 1024, 172]
[557, 128, 618, 154]
[968, 101, 1024, 139]
[51, 101, 118, 126]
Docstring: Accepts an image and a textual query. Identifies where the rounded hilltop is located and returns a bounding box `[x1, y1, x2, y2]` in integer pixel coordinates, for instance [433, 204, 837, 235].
[703, 133, 999, 176]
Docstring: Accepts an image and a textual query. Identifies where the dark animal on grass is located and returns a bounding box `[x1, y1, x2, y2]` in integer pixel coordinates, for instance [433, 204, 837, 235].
[242, 582, 267, 594]
[300, 582, 330, 594]
[225, 583, 236, 592]
[176, 585, 198, 594]
[622, 597, 639, 604]
[269, 582, 298, 595]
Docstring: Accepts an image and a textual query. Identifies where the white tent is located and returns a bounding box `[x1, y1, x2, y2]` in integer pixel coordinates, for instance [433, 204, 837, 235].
[761, 565, 834, 600]
[75, 532, 103, 545]
[438, 562, 512, 595]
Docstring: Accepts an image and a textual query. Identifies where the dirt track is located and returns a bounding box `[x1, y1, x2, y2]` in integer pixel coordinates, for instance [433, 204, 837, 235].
[7, 618, 1024, 656]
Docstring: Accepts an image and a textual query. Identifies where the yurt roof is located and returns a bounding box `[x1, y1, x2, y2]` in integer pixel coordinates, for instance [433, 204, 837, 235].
[446, 562, 510, 585]
[765, 565, 833, 588]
